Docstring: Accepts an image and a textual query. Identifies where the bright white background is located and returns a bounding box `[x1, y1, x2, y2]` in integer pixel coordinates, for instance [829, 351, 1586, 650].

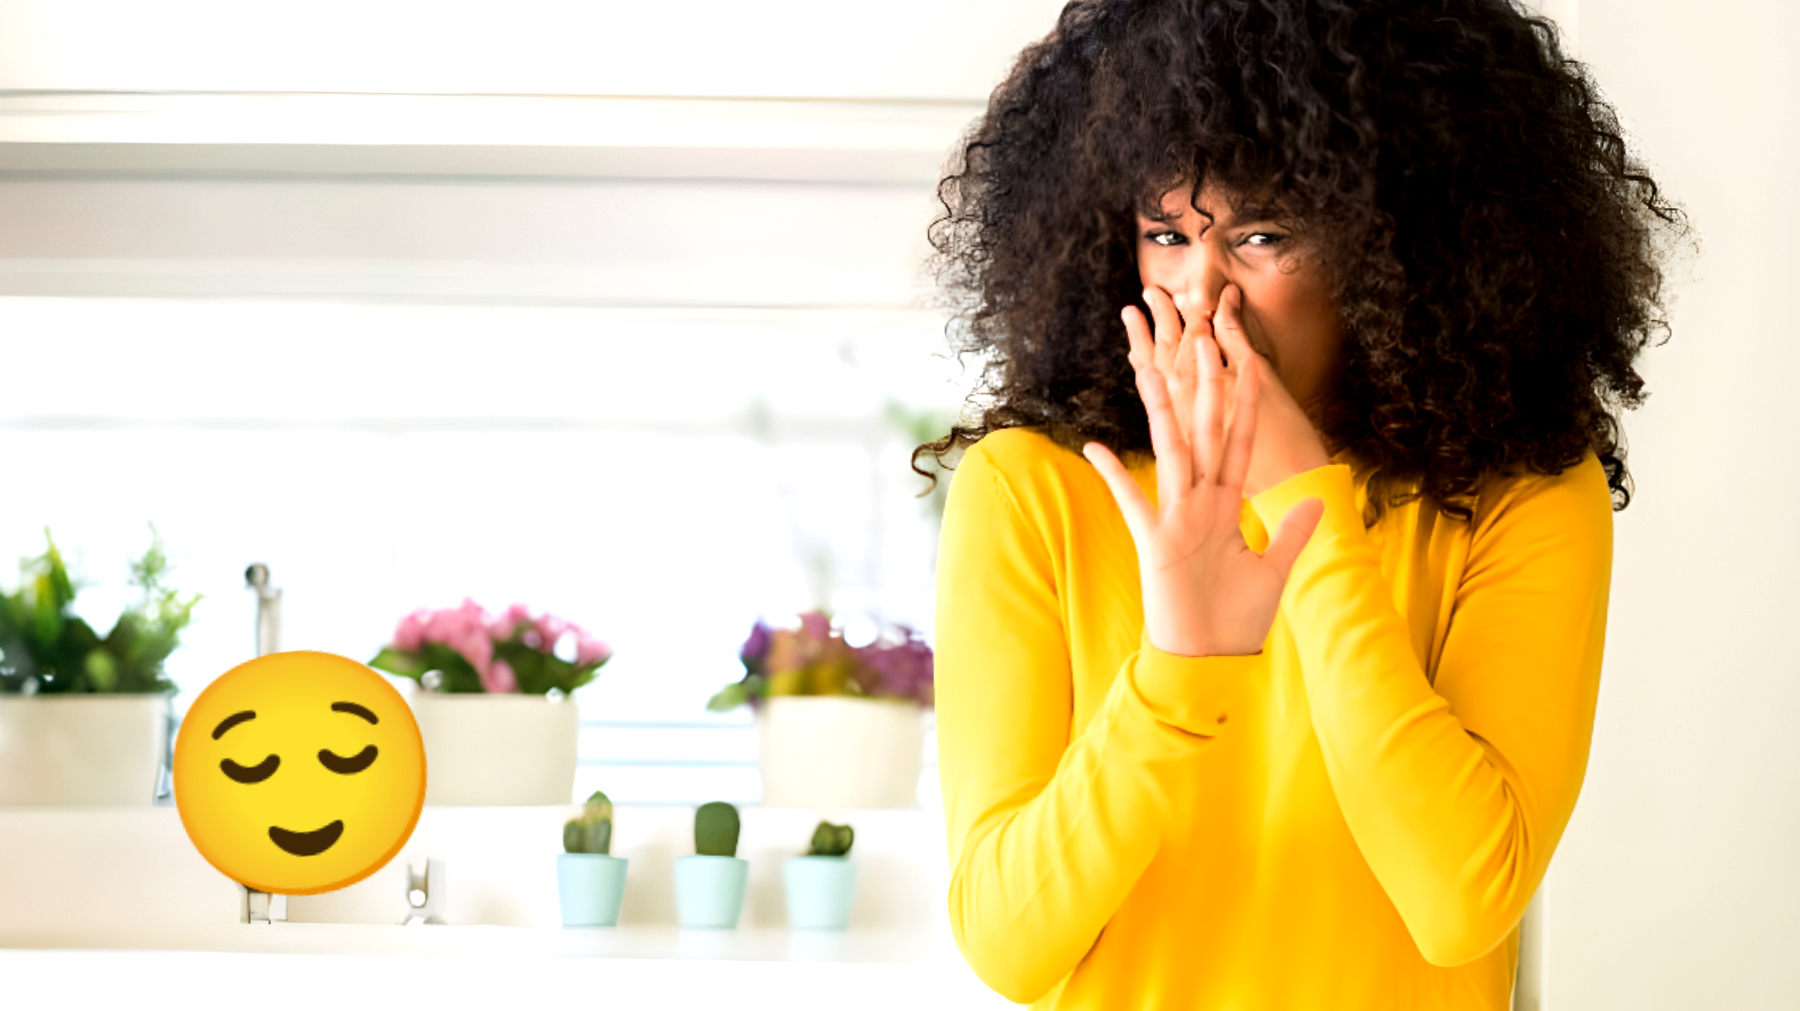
[1537, 2, 1800, 1008]
[0, 1, 1795, 1008]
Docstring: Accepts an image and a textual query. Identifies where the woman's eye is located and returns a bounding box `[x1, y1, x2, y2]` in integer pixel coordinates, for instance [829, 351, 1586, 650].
[1242, 232, 1287, 248]
[1145, 230, 1187, 247]
[318, 745, 378, 775]
[221, 754, 280, 784]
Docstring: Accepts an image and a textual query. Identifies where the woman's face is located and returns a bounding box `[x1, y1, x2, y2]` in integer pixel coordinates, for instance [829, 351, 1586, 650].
[1134, 185, 1344, 415]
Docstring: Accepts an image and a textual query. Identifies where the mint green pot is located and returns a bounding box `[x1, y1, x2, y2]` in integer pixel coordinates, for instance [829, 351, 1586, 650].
[557, 853, 629, 927]
[674, 855, 749, 929]
[783, 855, 856, 930]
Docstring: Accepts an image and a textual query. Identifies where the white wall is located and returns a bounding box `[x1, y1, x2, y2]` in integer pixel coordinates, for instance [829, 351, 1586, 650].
[0, 174, 944, 304]
[0, 0, 1063, 100]
[1545, 2, 1800, 1008]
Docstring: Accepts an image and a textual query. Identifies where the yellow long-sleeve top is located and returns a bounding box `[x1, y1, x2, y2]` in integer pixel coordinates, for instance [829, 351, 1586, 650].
[935, 428, 1611, 1009]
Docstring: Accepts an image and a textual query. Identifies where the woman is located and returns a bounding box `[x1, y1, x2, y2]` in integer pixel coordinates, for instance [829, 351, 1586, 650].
[920, 1, 1683, 1007]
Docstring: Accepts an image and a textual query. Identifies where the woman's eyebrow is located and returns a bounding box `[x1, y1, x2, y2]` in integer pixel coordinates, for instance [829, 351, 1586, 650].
[331, 701, 379, 725]
[212, 710, 256, 739]
[1223, 202, 1281, 226]
[1141, 207, 1219, 236]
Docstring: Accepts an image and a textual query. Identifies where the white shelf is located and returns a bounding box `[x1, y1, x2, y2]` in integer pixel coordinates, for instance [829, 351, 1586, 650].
[0, 804, 1016, 1006]
[0, 787, 1015, 1000]
[0, 805, 955, 944]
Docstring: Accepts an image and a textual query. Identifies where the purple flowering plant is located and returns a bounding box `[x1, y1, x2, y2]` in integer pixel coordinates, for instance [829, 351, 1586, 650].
[706, 610, 933, 712]
[369, 599, 612, 694]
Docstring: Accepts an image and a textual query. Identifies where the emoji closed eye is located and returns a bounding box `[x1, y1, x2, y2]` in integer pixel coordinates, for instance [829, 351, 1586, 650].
[318, 745, 378, 775]
[221, 755, 280, 784]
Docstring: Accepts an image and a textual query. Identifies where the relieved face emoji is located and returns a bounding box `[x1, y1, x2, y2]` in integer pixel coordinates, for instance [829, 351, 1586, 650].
[175, 651, 426, 895]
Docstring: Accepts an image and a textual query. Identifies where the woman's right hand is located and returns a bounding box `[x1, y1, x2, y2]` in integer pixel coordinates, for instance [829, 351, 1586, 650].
[1086, 299, 1323, 658]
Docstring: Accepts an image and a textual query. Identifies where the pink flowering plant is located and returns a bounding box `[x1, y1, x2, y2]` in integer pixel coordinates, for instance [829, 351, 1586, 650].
[369, 599, 612, 694]
[706, 610, 933, 712]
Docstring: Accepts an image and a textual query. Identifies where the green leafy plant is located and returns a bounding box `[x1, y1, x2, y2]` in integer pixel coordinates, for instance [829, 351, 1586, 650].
[806, 821, 854, 858]
[562, 790, 614, 855]
[695, 801, 741, 858]
[0, 528, 198, 695]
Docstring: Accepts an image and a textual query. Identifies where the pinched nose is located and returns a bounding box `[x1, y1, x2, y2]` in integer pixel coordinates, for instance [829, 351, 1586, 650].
[268, 820, 345, 856]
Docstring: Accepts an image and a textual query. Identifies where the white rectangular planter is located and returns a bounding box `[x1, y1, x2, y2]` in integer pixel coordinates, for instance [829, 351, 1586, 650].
[408, 691, 578, 806]
[756, 696, 923, 810]
[0, 695, 169, 806]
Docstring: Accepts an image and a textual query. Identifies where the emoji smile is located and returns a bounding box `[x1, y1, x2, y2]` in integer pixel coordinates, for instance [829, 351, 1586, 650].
[269, 820, 345, 856]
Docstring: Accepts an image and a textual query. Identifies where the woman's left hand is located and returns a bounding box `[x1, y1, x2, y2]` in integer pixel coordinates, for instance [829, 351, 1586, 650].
[1210, 285, 1332, 497]
[1083, 318, 1324, 658]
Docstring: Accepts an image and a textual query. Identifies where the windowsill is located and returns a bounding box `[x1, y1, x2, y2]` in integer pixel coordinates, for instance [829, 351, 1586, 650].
[0, 804, 1006, 1004]
[1, 920, 952, 962]
[0, 943, 1012, 1009]
[0, 804, 955, 952]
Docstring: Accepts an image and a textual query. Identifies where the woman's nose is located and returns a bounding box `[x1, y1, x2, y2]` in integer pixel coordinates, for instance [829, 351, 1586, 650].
[1171, 261, 1227, 328]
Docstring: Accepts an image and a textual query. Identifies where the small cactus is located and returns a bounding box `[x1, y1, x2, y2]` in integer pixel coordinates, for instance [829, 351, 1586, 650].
[694, 801, 741, 858]
[807, 821, 854, 857]
[562, 790, 614, 855]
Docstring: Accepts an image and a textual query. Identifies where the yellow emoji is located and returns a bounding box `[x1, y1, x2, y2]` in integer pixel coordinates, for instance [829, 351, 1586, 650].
[175, 651, 426, 895]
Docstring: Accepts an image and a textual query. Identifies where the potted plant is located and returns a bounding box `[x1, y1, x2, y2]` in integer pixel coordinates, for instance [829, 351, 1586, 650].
[673, 801, 748, 929]
[0, 529, 198, 805]
[708, 611, 932, 809]
[557, 790, 628, 927]
[784, 820, 856, 930]
[369, 599, 611, 805]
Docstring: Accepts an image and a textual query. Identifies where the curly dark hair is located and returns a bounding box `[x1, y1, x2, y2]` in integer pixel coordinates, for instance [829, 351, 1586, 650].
[916, 0, 1686, 517]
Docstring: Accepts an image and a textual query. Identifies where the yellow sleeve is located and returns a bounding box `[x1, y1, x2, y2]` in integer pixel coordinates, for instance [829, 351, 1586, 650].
[935, 438, 1262, 1003]
[1251, 459, 1612, 966]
